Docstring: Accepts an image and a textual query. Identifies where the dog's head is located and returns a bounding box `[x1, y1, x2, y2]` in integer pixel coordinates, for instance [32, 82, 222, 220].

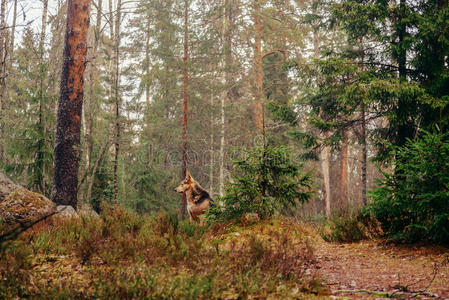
[174, 171, 196, 194]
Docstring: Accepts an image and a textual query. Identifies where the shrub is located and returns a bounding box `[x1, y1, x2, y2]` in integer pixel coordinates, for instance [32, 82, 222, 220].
[369, 131, 449, 244]
[233, 229, 315, 281]
[320, 212, 382, 243]
[74, 218, 103, 264]
[152, 210, 179, 237]
[208, 145, 312, 222]
[100, 204, 143, 238]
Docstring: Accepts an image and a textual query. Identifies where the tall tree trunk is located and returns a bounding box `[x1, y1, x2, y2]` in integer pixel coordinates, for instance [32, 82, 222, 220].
[359, 38, 368, 206]
[2, 0, 17, 138]
[38, 0, 49, 194]
[40, 0, 48, 78]
[253, 1, 263, 131]
[361, 102, 367, 206]
[107, 0, 114, 112]
[339, 132, 348, 212]
[312, 11, 331, 217]
[219, 0, 231, 197]
[321, 136, 331, 216]
[145, 18, 150, 106]
[108, 0, 114, 99]
[209, 92, 214, 196]
[9, 0, 17, 69]
[80, 0, 102, 203]
[181, 0, 189, 219]
[396, 0, 408, 147]
[145, 17, 151, 167]
[109, 0, 114, 40]
[0, 0, 5, 93]
[218, 75, 225, 196]
[113, 0, 122, 204]
[0, 0, 7, 162]
[397, 0, 406, 83]
[53, 0, 91, 208]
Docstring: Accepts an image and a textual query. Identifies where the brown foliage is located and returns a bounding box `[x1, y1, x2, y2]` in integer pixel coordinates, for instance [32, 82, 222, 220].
[233, 229, 316, 281]
[1, 211, 326, 298]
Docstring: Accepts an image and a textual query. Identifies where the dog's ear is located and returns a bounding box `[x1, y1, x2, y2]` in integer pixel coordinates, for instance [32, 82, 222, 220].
[185, 171, 192, 183]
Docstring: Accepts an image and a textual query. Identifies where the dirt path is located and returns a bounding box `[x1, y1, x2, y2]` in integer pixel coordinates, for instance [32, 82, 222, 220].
[314, 239, 449, 299]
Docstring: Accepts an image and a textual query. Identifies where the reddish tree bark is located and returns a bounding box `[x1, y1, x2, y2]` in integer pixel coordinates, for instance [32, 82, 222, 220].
[339, 131, 348, 211]
[53, 0, 91, 208]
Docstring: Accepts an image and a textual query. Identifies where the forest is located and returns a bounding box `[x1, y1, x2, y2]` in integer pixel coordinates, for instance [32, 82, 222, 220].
[0, 0, 448, 298]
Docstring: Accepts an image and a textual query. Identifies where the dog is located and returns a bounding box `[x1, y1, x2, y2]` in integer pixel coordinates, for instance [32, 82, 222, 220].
[174, 171, 214, 222]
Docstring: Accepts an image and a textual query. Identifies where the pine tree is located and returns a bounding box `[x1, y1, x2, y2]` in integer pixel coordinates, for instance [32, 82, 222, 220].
[53, 0, 91, 208]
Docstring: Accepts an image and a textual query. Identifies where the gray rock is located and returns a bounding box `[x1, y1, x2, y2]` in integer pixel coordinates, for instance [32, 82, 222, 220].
[56, 205, 79, 218]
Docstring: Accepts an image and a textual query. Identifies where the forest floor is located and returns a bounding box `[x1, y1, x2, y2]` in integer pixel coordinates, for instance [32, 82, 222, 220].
[314, 238, 449, 299]
[0, 208, 448, 299]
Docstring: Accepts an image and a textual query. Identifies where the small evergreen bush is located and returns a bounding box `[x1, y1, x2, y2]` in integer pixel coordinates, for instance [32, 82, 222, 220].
[369, 131, 449, 244]
[208, 145, 312, 222]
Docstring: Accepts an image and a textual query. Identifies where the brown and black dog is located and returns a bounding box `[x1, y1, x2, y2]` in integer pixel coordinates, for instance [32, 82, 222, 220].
[174, 171, 214, 222]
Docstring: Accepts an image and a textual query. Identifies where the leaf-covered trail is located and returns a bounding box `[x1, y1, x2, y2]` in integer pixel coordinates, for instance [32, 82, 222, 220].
[314, 239, 449, 299]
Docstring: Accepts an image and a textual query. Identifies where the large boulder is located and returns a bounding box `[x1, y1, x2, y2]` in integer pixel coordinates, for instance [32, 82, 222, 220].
[0, 173, 80, 225]
[0, 188, 56, 224]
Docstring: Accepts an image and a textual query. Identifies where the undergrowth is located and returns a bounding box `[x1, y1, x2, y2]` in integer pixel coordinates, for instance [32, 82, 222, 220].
[370, 131, 449, 245]
[320, 212, 383, 243]
[0, 206, 327, 299]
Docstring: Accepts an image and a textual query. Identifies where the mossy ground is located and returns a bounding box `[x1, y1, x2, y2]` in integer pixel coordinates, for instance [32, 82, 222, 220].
[0, 207, 328, 299]
[2, 207, 447, 299]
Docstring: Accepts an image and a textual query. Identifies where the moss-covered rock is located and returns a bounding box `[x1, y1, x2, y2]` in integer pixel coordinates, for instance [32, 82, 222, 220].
[0, 173, 91, 225]
[0, 188, 56, 224]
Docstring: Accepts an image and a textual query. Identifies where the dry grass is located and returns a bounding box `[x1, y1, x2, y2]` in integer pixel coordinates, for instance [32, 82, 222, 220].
[0, 206, 327, 299]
